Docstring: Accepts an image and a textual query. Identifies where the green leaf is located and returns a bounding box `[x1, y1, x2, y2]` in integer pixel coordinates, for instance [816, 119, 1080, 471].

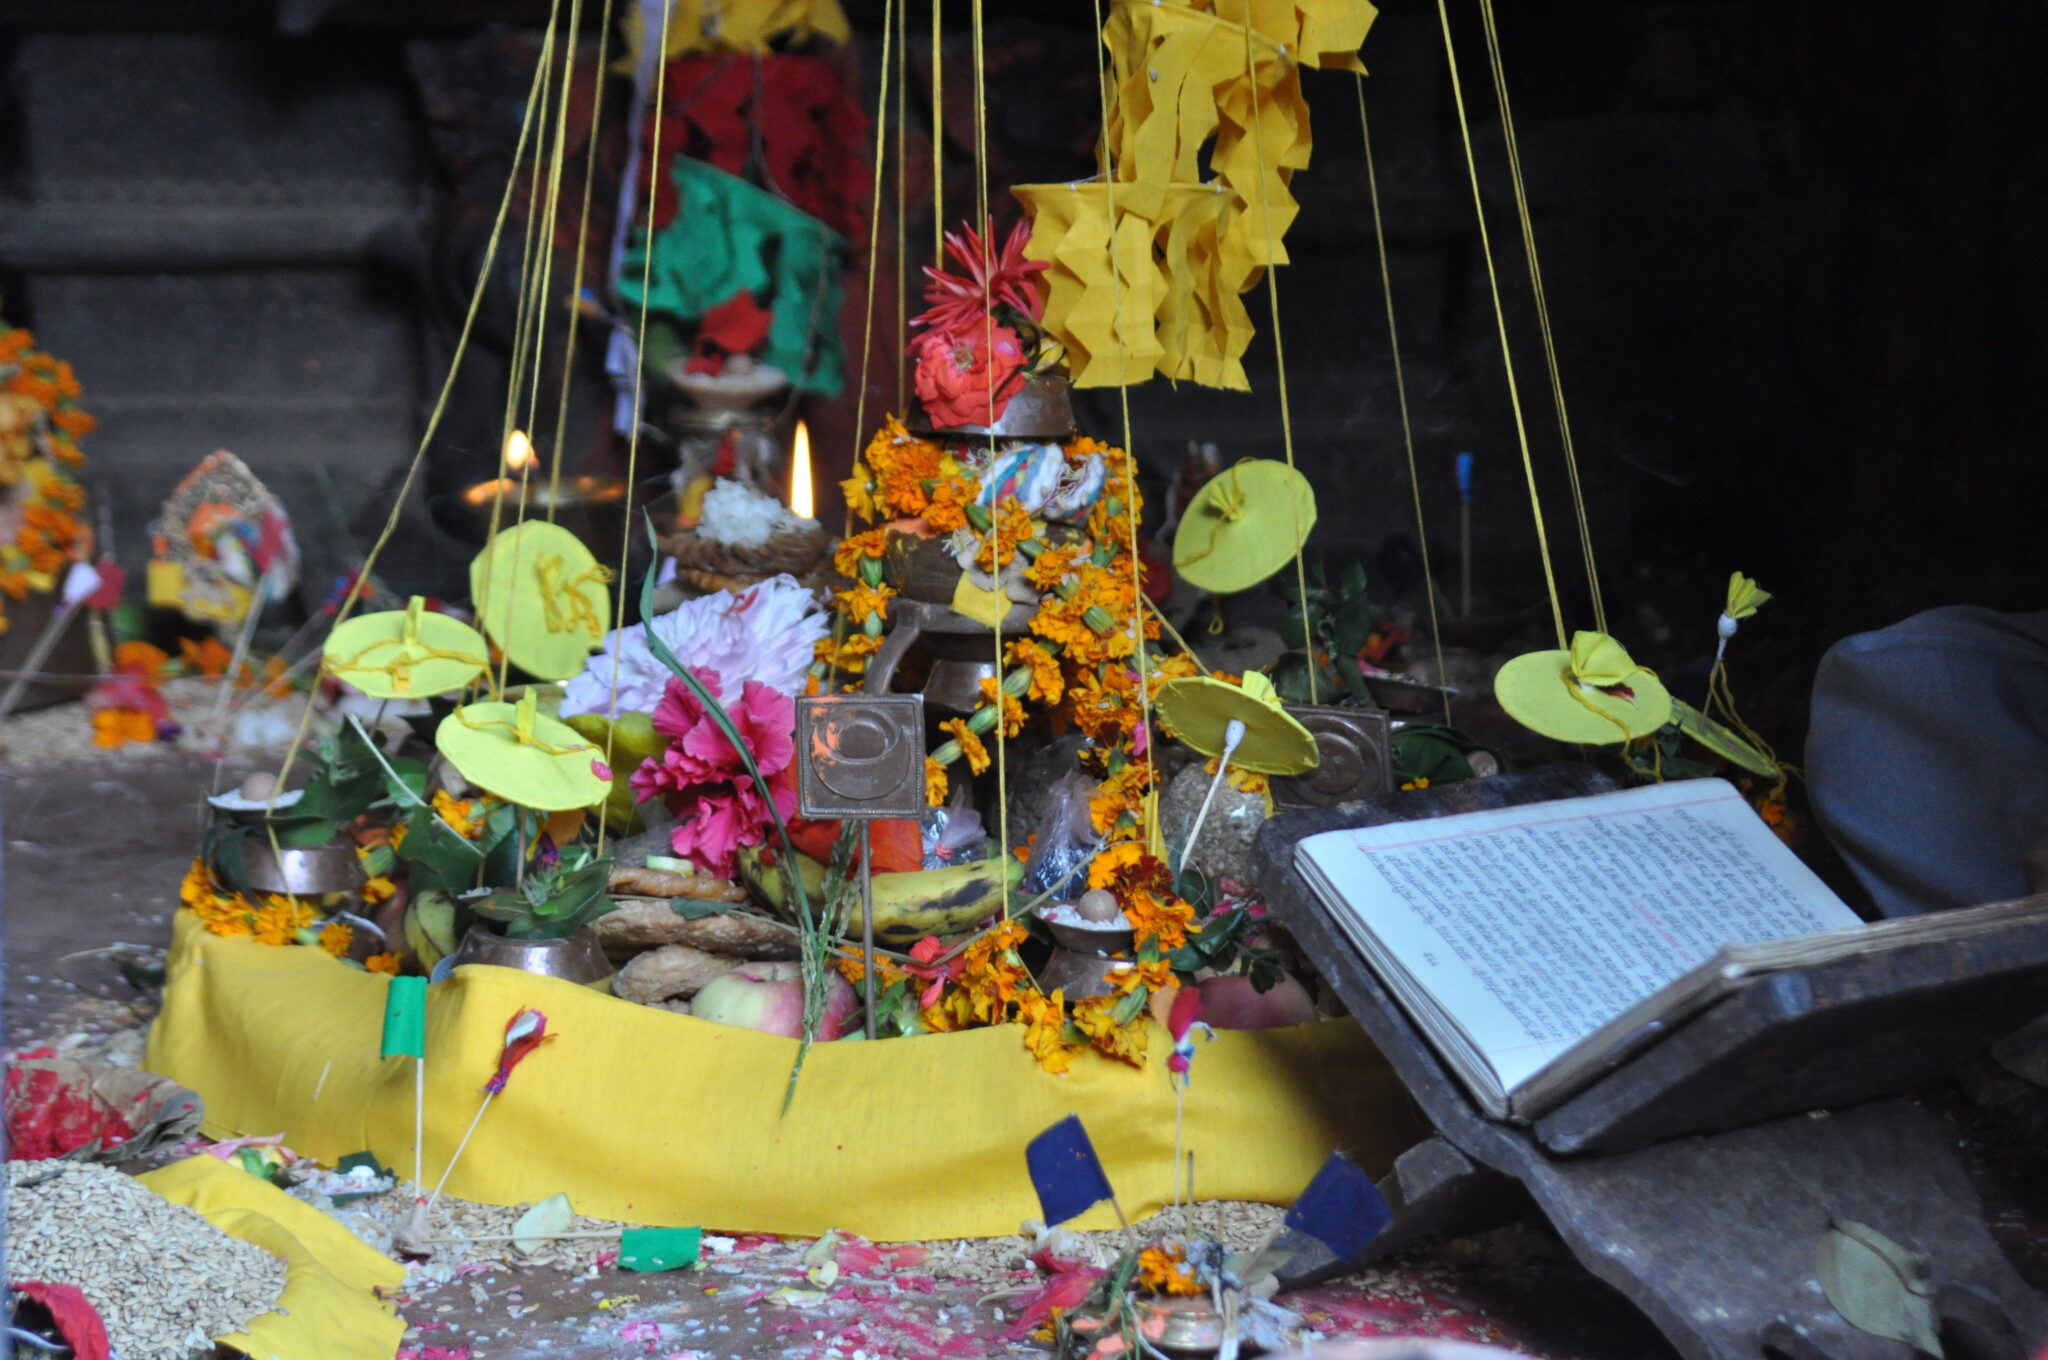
[1814, 1219, 1942, 1356]
[670, 898, 729, 920]
[1669, 698, 1780, 778]
[1392, 725, 1477, 786]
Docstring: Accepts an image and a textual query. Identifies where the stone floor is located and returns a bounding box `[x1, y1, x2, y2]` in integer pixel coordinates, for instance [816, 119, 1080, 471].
[4, 748, 2041, 1359]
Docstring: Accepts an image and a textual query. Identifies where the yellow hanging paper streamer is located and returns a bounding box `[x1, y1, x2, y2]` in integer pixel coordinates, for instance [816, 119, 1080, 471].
[1019, 0, 1375, 391]
[1356, 77, 1450, 725]
[624, 0, 849, 61]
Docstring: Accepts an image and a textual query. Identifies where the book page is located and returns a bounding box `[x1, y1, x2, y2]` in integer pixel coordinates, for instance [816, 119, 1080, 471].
[1297, 780, 1860, 1092]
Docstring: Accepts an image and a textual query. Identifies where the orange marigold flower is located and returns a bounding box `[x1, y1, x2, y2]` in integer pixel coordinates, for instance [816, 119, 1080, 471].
[1069, 992, 1147, 1065]
[52, 407, 95, 439]
[1109, 954, 1174, 996]
[816, 631, 883, 676]
[90, 707, 157, 748]
[926, 756, 948, 807]
[1024, 543, 1082, 591]
[841, 460, 885, 522]
[834, 582, 896, 625]
[1136, 1245, 1203, 1296]
[1016, 987, 1076, 1076]
[430, 789, 479, 838]
[180, 858, 217, 908]
[920, 473, 978, 534]
[251, 895, 316, 946]
[1006, 637, 1064, 705]
[360, 874, 397, 906]
[1089, 841, 1196, 949]
[832, 528, 893, 580]
[365, 952, 403, 976]
[973, 500, 1036, 574]
[939, 717, 990, 775]
[318, 921, 354, 957]
[179, 635, 234, 677]
[977, 677, 1026, 738]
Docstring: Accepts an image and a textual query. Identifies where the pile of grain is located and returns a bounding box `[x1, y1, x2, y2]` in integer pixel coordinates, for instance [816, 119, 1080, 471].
[6, 1159, 288, 1359]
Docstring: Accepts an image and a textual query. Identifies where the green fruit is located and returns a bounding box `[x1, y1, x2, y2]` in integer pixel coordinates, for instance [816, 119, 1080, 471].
[565, 711, 665, 833]
[403, 888, 459, 968]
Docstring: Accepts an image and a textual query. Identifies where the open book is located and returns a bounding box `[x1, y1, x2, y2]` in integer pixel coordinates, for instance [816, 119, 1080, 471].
[1295, 778, 2048, 1121]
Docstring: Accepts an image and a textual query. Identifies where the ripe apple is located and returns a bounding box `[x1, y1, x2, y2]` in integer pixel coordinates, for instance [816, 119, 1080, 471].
[690, 961, 857, 1040]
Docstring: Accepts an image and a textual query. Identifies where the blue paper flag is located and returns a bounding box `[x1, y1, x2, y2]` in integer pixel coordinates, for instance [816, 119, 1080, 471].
[1025, 1115, 1115, 1227]
[1455, 451, 1475, 505]
[1283, 1152, 1391, 1262]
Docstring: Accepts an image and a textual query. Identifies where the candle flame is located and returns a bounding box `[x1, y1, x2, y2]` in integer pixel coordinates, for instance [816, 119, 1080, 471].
[790, 421, 815, 520]
[504, 429, 536, 473]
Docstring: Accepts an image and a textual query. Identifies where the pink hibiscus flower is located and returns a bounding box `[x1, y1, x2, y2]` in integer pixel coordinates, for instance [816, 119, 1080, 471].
[631, 666, 798, 878]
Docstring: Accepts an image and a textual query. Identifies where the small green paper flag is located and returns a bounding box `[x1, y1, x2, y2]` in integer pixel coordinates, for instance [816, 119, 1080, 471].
[380, 976, 427, 1060]
[619, 1226, 702, 1273]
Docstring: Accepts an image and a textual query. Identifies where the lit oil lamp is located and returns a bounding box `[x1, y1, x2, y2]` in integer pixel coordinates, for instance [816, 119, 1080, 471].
[459, 429, 629, 569]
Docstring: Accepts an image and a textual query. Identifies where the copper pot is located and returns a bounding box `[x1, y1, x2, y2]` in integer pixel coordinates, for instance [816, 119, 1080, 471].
[445, 925, 615, 991]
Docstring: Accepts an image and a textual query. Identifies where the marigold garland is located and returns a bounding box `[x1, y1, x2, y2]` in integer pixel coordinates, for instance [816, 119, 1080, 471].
[0, 326, 93, 634]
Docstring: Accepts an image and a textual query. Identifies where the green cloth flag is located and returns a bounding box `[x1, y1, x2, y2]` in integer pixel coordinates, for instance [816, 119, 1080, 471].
[380, 976, 427, 1060]
[619, 157, 847, 398]
[619, 1226, 702, 1273]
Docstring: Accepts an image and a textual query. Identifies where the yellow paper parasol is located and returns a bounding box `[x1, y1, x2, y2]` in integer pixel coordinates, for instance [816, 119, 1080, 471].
[323, 596, 491, 699]
[1154, 670, 1319, 776]
[436, 690, 612, 811]
[469, 521, 613, 681]
[1170, 460, 1317, 595]
[1494, 631, 1671, 745]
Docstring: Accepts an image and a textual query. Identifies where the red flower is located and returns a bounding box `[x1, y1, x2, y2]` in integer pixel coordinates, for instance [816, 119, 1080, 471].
[911, 326, 1028, 431]
[630, 667, 798, 878]
[912, 219, 1047, 337]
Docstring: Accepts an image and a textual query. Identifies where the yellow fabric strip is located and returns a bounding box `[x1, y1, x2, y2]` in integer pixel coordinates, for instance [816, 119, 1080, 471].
[1356, 76, 1450, 725]
[139, 1155, 405, 1360]
[1433, 0, 1565, 649]
[1477, 0, 1604, 635]
[147, 915, 1424, 1240]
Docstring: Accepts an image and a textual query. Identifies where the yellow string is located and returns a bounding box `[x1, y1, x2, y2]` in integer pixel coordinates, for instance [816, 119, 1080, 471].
[599, 0, 676, 855]
[269, 0, 558, 804]
[1477, 0, 1604, 634]
[526, 0, 582, 463]
[1236, 16, 1318, 703]
[326, 639, 491, 695]
[895, 0, 910, 409]
[849, 0, 896, 547]
[930, 0, 943, 264]
[548, 0, 615, 522]
[966, 0, 1010, 901]
[1433, 0, 1566, 650]
[450, 704, 587, 756]
[1356, 76, 1452, 726]
[1088, 0, 1157, 849]
[486, 6, 570, 699]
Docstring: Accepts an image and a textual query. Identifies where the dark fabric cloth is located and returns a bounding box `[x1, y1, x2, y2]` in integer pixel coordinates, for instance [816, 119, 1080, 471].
[1807, 606, 2048, 916]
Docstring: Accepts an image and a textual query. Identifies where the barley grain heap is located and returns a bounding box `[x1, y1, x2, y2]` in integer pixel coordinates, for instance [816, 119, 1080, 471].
[6, 1159, 288, 1359]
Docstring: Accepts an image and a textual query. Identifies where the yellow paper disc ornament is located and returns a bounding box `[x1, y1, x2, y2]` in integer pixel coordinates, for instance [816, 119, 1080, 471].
[1170, 460, 1317, 595]
[469, 521, 612, 681]
[436, 690, 612, 811]
[323, 596, 490, 699]
[1494, 631, 1672, 746]
[1154, 670, 1319, 776]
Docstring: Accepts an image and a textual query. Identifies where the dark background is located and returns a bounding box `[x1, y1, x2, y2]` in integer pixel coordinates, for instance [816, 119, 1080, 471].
[4, 0, 2043, 746]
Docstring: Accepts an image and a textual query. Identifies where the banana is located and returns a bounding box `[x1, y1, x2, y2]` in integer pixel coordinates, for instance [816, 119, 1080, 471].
[737, 847, 1021, 945]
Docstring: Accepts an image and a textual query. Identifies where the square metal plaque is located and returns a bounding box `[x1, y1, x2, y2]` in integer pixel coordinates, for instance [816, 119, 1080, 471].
[794, 694, 928, 819]
[1269, 703, 1394, 809]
